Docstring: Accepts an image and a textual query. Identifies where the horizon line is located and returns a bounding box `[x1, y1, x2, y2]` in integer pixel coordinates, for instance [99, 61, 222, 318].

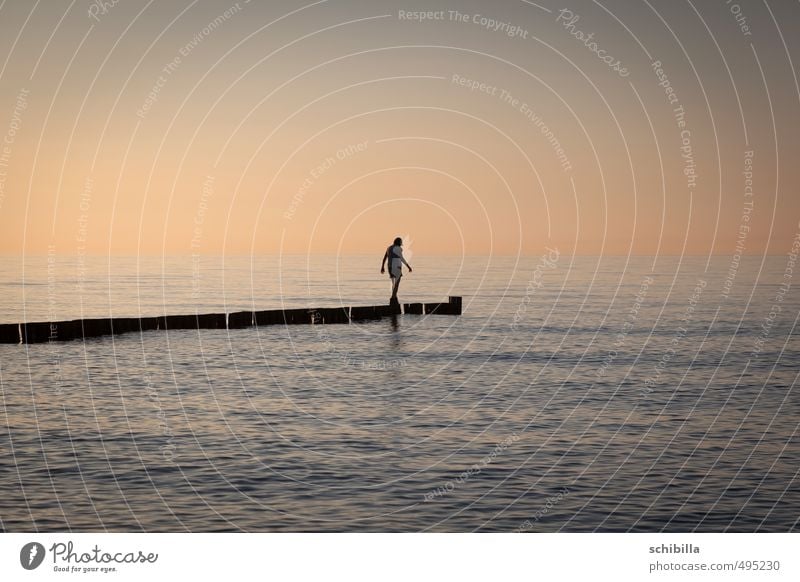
[0, 252, 791, 258]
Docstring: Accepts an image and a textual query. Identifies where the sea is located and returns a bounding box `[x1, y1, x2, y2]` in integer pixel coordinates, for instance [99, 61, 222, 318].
[0, 254, 798, 532]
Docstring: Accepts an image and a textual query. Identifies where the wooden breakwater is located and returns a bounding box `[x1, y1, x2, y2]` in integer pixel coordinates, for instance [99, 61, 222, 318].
[0, 296, 462, 344]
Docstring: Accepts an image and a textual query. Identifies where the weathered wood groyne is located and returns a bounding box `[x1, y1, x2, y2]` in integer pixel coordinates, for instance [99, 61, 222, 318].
[0, 296, 462, 344]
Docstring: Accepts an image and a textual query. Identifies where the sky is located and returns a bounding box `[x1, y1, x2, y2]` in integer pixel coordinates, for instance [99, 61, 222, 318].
[0, 0, 798, 256]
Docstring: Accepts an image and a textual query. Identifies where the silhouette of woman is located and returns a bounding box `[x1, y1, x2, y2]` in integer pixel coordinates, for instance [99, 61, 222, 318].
[381, 237, 412, 302]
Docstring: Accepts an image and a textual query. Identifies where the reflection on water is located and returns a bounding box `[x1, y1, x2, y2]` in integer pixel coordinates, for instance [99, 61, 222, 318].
[0, 255, 798, 531]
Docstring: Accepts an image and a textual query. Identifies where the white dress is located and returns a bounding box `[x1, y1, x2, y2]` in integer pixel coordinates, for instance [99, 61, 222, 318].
[387, 244, 407, 278]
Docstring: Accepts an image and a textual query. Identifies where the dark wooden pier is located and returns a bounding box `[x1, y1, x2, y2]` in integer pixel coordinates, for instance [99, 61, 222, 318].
[0, 296, 462, 344]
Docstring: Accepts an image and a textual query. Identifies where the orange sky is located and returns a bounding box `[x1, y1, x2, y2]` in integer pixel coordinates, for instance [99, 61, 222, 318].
[1, 0, 798, 256]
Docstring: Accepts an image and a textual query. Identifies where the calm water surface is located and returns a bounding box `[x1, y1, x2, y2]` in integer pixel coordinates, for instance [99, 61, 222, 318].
[0, 255, 798, 531]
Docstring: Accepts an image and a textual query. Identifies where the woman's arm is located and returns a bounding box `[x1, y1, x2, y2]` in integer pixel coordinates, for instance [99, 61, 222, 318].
[380, 249, 388, 273]
[398, 248, 412, 271]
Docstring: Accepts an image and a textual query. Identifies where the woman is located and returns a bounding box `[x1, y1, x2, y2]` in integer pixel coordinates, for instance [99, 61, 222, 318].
[380, 237, 412, 302]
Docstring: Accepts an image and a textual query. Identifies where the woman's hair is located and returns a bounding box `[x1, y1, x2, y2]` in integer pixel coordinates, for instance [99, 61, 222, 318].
[393, 237, 402, 246]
